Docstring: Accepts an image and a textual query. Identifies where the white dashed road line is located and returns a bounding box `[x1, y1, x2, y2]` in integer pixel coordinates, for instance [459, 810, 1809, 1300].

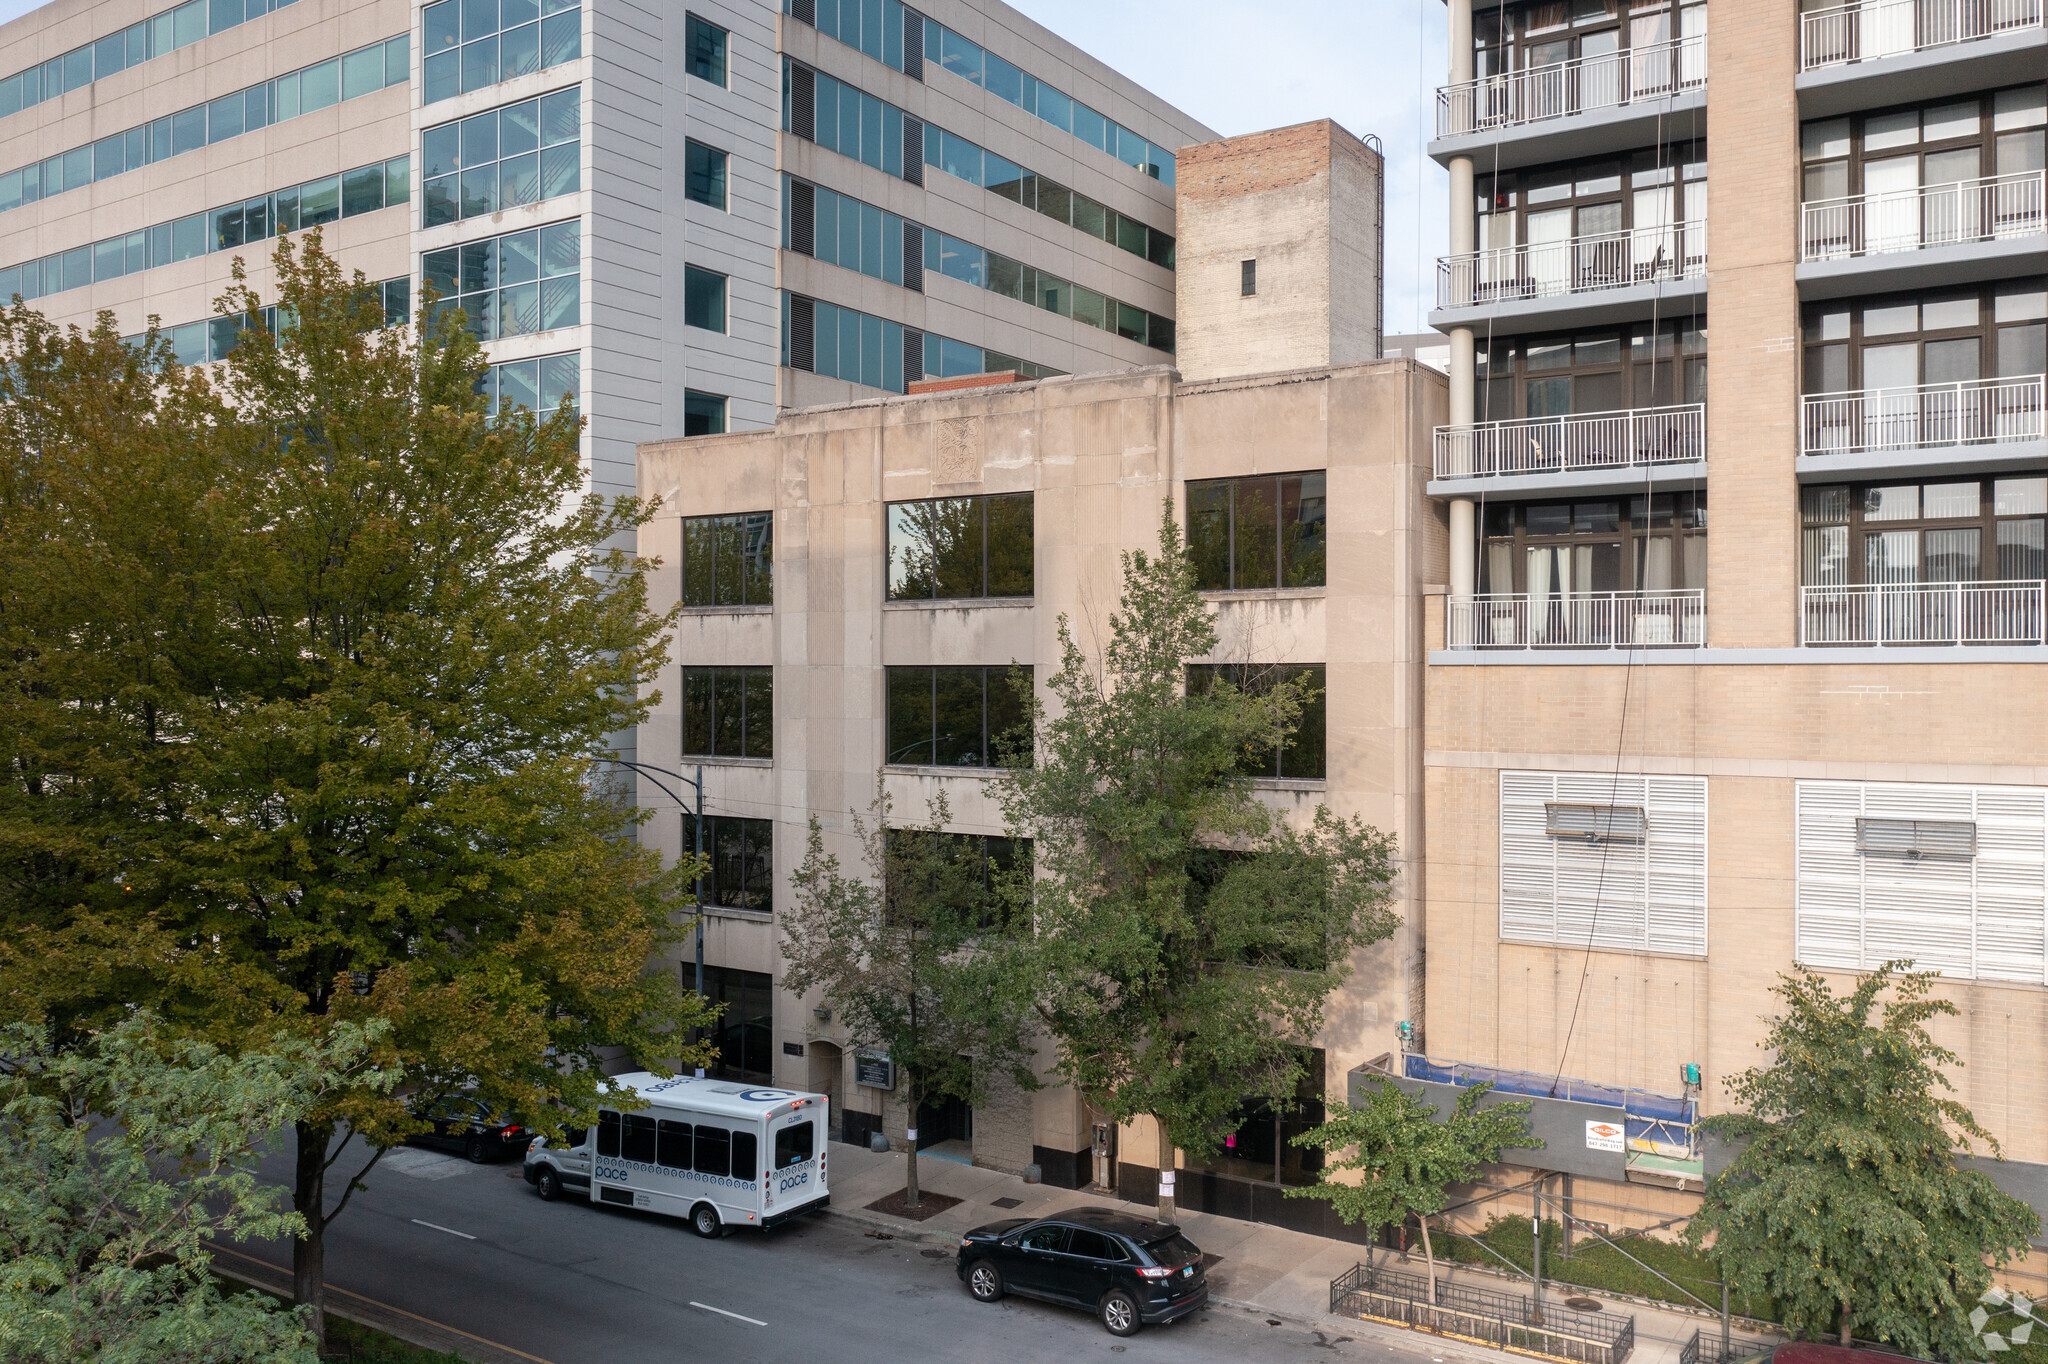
[689, 1301, 767, 1326]
[409, 1218, 477, 1240]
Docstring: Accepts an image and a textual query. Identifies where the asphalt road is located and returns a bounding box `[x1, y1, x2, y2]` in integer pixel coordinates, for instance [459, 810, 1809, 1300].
[242, 1139, 1447, 1364]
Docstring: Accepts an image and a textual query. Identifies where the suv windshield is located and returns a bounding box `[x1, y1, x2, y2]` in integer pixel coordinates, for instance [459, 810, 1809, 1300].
[1145, 1233, 1201, 1269]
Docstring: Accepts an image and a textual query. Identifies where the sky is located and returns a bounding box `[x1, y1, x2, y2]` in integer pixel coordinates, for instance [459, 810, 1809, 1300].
[0, 0, 1451, 331]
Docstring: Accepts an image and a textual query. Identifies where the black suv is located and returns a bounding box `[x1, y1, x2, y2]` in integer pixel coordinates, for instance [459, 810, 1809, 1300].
[955, 1206, 1206, 1336]
[405, 1095, 533, 1164]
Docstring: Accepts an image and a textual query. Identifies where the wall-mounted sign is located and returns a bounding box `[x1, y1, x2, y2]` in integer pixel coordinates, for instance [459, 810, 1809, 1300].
[1584, 1119, 1625, 1153]
[855, 1052, 895, 1090]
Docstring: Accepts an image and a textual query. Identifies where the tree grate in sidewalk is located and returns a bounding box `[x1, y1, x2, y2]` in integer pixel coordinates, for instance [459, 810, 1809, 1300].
[864, 1189, 963, 1220]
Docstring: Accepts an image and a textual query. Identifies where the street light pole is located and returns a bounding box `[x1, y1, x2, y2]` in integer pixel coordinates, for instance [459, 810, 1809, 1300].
[600, 757, 712, 1077]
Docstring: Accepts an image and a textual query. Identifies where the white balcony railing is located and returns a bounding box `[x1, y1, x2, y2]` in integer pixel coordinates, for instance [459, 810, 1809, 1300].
[1447, 590, 1707, 649]
[1802, 376, 2047, 456]
[1434, 404, 1705, 481]
[1801, 580, 2047, 645]
[1800, 172, 2046, 261]
[1436, 34, 1706, 137]
[1438, 222, 1705, 309]
[1800, 0, 2045, 71]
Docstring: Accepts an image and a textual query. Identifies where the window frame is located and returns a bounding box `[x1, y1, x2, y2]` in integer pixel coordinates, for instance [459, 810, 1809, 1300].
[1478, 491, 1708, 594]
[1802, 279, 2048, 395]
[884, 665, 1032, 770]
[1799, 475, 2047, 587]
[686, 13, 729, 87]
[682, 814, 774, 914]
[685, 137, 728, 210]
[1185, 662, 1328, 781]
[683, 390, 729, 436]
[885, 492, 1034, 601]
[1477, 319, 1706, 420]
[1186, 472, 1328, 593]
[681, 510, 772, 607]
[683, 263, 729, 333]
[680, 664, 773, 760]
[1799, 84, 2046, 205]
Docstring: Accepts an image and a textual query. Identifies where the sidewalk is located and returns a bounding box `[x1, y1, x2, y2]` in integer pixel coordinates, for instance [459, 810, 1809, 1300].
[822, 1141, 1783, 1364]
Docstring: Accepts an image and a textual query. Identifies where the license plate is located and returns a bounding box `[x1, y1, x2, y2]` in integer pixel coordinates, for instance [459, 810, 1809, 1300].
[1182, 1266, 1193, 1278]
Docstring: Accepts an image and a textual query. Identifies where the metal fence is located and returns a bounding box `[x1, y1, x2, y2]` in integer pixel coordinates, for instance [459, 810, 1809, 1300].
[1800, 171, 2046, 261]
[1800, 580, 2048, 646]
[1448, 590, 1707, 650]
[1436, 34, 1705, 137]
[1800, 0, 2045, 69]
[1331, 1259, 1636, 1364]
[1801, 376, 2046, 455]
[1679, 1328, 1761, 1364]
[1439, 222, 1705, 308]
[1434, 404, 1704, 481]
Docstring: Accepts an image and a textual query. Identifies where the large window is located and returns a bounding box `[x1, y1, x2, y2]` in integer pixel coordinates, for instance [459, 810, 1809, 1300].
[887, 494, 1033, 600]
[1800, 85, 2045, 210]
[128, 278, 410, 368]
[1475, 142, 1705, 279]
[682, 512, 772, 606]
[1476, 320, 1705, 421]
[692, 965, 773, 1081]
[682, 815, 773, 914]
[422, 220, 580, 341]
[1479, 492, 1707, 595]
[1473, 0, 1705, 81]
[785, 177, 913, 287]
[684, 265, 728, 333]
[422, 90, 580, 227]
[423, 0, 581, 104]
[0, 0, 301, 119]
[780, 293, 1060, 393]
[480, 352, 579, 416]
[684, 392, 727, 436]
[1500, 770, 1708, 956]
[686, 14, 728, 86]
[682, 666, 773, 760]
[885, 831, 1031, 931]
[1188, 474, 1327, 591]
[1801, 477, 2047, 587]
[1803, 281, 2048, 396]
[885, 667, 1031, 768]
[686, 140, 728, 209]
[1186, 664, 1327, 781]
[924, 229, 1175, 353]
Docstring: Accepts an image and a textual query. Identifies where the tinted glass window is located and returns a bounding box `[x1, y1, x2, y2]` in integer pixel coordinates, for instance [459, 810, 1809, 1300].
[731, 1130, 759, 1180]
[1019, 1224, 1068, 1253]
[1146, 1233, 1200, 1268]
[686, 14, 727, 84]
[887, 494, 1033, 599]
[596, 1109, 620, 1157]
[657, 1118, 692, 1168]
[885, 666, 1032, 769]
[1187, 473, 1327, 591]
[694, 1124, 731, 1176]
[1187, 663, 1327, 780]
[621, 1113, 657, 1163]
[682, 512, 772, 606]
[1067, 1228, 1124, 1260]
[563, 1126, 588, 1149]
[774, 1120, 815, 1168]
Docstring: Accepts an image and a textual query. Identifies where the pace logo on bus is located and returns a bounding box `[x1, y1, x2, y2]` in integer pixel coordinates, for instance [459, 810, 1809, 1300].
[778, 1169, 809, 1194]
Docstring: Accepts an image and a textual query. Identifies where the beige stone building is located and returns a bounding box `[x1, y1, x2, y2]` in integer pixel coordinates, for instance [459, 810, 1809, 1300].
[1425, 0, 2048, 1252]
[637, 120, 1434, 1226]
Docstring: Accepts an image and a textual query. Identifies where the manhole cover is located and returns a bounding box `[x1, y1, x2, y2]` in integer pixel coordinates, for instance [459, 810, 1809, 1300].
[990, 1197, 1023, 1209]
[1565, 1297, 1602, 1312]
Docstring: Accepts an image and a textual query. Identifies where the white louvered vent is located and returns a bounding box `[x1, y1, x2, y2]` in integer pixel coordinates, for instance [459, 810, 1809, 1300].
[1798, 781, 2047, 983]
[1500, 772, 1708, 957]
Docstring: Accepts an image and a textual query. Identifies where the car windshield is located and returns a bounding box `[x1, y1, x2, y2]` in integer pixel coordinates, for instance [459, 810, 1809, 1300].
[1145, 1233, 1201, 1268]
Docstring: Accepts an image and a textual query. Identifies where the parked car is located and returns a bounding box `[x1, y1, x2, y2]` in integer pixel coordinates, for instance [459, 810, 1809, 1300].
[406, 1094, 533, 1164]
[955, 1206, 1207, 1337]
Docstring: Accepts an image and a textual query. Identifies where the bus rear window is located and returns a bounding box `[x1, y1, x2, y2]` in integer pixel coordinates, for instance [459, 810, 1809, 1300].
[774, 1119, 814, 1168]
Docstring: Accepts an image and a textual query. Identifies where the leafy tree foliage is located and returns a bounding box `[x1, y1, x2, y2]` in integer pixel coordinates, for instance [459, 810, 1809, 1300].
[1289, 1079, 1538, 1303]
[1687, 963, 2039, 1358]
[0, 1013, 389, 1363]
[783, 785, 1035, 1206]
[990, 507, 1400, 1219]
[0, 235, 714, 1335]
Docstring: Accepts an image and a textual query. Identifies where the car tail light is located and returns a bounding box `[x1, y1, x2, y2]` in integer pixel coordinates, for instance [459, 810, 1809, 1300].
[1137, 1266, 1174, 1279]
[501, 1127, 522, 1137]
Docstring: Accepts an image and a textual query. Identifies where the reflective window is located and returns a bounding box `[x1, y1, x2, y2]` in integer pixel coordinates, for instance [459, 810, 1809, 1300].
[686, 140, 728, 209]
[0, 0, 299, 121]
[887, 494, 1033, 600]
[596, 1109, 620, 1156]
[885, 667, 1032, 768]
[479, 352, 580, 418]
[1188, 474, 1328, 591]
[779, 293, 1061, 393]
[682, 817, 773, 914]
[1802, 476, 2046, 586]
[773, 1120, 815, 1168]
[621, 1113, 657, 1163]
[118, 279, 408, 368]
[423, 89, 580, 227]
[683, 264, 728, 333]
[656, 1118, 692, 1168]
[423, 0, 581, 104]
[686, 14, 728, 86]
[693, 1125, 730, 1176]
[421, 220, 581, 342]
[1478, 492, 1707, 596]
[681, 666, 773, 760]
[1187, 664, 1328, 781]
[683, 512, 772, 608]
[683, 391, 728, 436]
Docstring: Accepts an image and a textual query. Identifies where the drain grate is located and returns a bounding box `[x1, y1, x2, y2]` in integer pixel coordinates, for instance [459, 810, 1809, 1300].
[1565, 1296, 1602, 1312]
[990, 1197, 1023, 1209]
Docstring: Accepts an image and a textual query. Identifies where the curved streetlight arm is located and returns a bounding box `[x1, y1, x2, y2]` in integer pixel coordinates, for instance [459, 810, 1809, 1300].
[597, 756, 712, 1075]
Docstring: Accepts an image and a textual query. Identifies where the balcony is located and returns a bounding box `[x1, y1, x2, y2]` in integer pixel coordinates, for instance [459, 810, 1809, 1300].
[1431, 35, 1705, 172]
[1434, 223, 1706, 328]
[1431, 404, 1705, 495]
[1800, 580, 2046, 645]
[1798, 172, 2047, 296]
[1798, 0, 2046, 120]
[1800, 376, 2046, 478]
[1447, 590, 1706, 650]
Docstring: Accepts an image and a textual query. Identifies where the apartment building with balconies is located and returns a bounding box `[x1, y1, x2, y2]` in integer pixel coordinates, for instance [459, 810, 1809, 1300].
[1421, 0, 2048, 1246]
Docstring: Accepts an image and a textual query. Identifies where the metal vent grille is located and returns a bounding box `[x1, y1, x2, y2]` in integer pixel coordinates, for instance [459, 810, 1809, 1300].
[903, 5, 924, 79]
[791, 0, 815, 23]
[787, 294, 815, 372]
[789, 180, 815, 256]
[902, 221, 923, 292]
[790, 63, 815, 142]
[902, 114, 924, 185]
[1545, 803, 1647, 842]
[1856, 817, 1977, 860]
[598, 1186, 634, 1205]
[903, 328, 925, 385]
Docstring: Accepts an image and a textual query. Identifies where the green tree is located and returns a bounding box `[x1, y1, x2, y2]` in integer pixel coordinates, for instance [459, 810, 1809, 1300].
[1686, 963, 2039, 1359]
[990, 507, 1400, 1220]
[783, 784, 1035, 1208]
[1288, 1078, 1538, 1304]
[0, 1012, 390, 1363]
[0, 234, 715, 1336]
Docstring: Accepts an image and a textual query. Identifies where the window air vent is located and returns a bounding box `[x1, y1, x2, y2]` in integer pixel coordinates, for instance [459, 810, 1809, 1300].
[1545, 802, 1647, 842]
[791, 0, 815, 23]
[902, 327, 925, 385]
[787, 294, 815, 371]
[790, 63, 816, 141]
[902, 221, 924, 292]
[902, 114, 925, 185]
[903, 6, 924, 80]
[1855, 817, 1977, 860]
[789, 179, 815, 256]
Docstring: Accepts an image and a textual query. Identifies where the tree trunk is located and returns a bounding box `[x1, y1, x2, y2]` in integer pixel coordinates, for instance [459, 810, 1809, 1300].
[292, 1118, 329, 1344]
[1839, 1301, 1853, 1347]
[906, 1092, 921, 1211]
[1155, 1122, 1176, 1222]
[1419, 1214, 1439, 1306]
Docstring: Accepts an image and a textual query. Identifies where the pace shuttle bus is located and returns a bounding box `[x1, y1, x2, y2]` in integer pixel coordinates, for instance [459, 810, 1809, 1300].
[523, 1072, 829, 1237]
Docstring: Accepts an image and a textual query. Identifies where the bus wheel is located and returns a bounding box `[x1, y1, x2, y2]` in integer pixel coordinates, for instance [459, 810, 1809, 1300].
[535, 1168, 561, 1201]
[691, 1203, 722, 1238]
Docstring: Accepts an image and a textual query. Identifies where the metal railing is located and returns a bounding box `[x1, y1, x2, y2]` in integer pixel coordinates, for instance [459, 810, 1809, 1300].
[1800, 580, 2048, 645]
[1800, 0, 2045, 69]
[1800, 171, 2046, 261]
[1439, 222, 1705, 308]
[1448, 590, 1706, 650]
[1801, 376, 2047, 455]
[1332, 1259, 1636, 1364]
[1434, 404, 1705, 481]
[1680, 1328, 1758, 1364]
[1436, 34, 1705, 137]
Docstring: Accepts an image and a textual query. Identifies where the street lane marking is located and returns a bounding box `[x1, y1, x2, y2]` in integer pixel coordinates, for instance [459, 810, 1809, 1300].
[689, 1301, 767, 1326]
[410, 1218, 477, 1240]
[209, 1245, 557, 1364]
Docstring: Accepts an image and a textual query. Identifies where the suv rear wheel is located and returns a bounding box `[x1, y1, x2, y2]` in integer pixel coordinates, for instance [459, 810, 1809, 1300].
[1099, 1289, 1140, 1337]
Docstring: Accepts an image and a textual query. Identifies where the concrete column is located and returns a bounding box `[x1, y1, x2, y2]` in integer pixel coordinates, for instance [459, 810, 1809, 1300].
[1446, 0, 1477, 604]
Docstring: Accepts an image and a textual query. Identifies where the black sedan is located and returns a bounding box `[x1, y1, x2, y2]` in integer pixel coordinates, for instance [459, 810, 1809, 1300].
[956, 1206, 1207, 1336]
[406, 1095, 533, 1164]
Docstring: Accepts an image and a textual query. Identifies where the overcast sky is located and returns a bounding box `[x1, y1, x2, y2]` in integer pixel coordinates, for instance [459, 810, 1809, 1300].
[0, 0, 1450, 331]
